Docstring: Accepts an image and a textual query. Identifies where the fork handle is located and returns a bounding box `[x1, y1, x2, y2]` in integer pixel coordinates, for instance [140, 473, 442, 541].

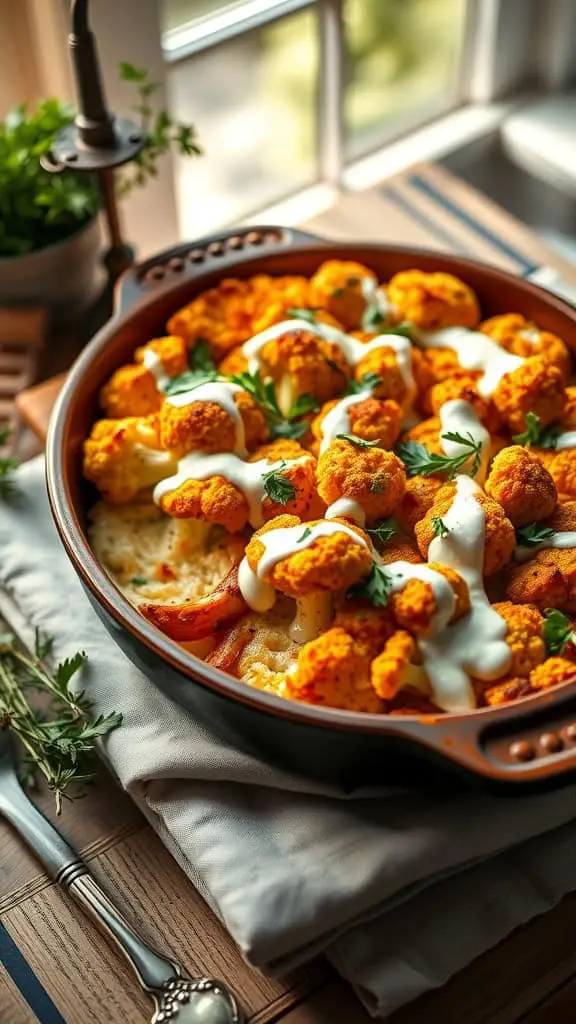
[0, 771, 178, 989]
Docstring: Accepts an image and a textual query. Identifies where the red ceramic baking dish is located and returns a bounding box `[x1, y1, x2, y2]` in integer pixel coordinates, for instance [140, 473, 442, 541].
[46, 225, 576, 791]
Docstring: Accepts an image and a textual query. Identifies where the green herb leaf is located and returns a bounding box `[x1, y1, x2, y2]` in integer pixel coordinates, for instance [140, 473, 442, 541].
[188, 338, 216, 375]
[513, 412, 562, 449]
[261, 462, 296, 505]
[130, 577, 148, 586]
[543, 609, 574, 655]
[366, 518, 398, 545]
[297, 527, 312, 543]
[271, 420, 309, 441]
[515, 523, 556, 548]
[285, 307, 319, 324]
[346, 373, 382, 395]
[0, 426, 19, 501]
[163, 370, 223, 396]
[396, 433, 483, 479]
[336, 433, 380, 449]
[362, 304, 386, 331]
[431, 517, 449, 538]
[230, 370, 311, 440]
[287, 394, 320, 418]
[34, 629, 53, 660]
[382, 321, 414, 338]
[348, 563, 392, 607]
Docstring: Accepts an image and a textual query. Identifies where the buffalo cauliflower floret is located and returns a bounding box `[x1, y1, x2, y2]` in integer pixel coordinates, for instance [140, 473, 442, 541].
[287, 627, 382, 712]
[485, 446, 557, 527]
[493, 357, 566, 433]
[491, 601, 545, 676]
[83, 416, 176, 503]
[533, 448, 576, 502]
[547, 501, 576, 532]
[395, 475, 444, 535]
[415, 485, 516, 575]
[480, 314, 572, 382]
[159, 385, 268, 458]
[248, 273, 312, 333]
[100, 364, 163, 419]
[506, 548, 576, 612]
[428, 376, 499, 432]
[387, 270, 479, 330]
[311, 396, 402, 453]
[387, 563, 469, 637]
[530, 657, 576, 690]
[317, 439, 406, 522]
[332, 602, 394, 657]
[134, 335, 189, 378]
[256, 329, 350, 414]
[166, 278, 256, 359]
[370, 631, 431, 701]
[354, 346, 415, 409]
[480, 677, 536, 707]
[308, 260, 379, 330]
[249, 440, 319, 521]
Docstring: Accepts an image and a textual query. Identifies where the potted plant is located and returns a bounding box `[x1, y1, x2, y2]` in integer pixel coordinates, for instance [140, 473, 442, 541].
[0, 63, 200, 318]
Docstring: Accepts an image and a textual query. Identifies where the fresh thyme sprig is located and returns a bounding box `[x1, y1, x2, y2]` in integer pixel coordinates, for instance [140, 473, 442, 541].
[0, 426, 19, 500]
[396, 432, 482, 479]
[0, 630, 122, 813]
[513, 411, 561, 449]
[261, 461, 296, 505]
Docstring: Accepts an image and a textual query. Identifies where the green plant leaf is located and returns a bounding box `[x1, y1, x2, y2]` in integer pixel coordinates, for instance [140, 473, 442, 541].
[336, 433, 380, 448]
[346, 373, 382, 395]
[261, 462, 296, 505]
[396, 433, 482, 479]
[513, 412, 561, 449]
[366, 518, 398, 545]
[348, 564, 391, 607]
[431, 516, 449, 538]
[543, 609, 574, 655]
[515, 523, 555, 548]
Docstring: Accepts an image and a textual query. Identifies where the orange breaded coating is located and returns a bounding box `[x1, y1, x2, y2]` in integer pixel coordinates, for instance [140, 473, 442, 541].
[370, 631, 430, 700]
[493, 357, 566, 433]
[332, 602, 394, 657]
[100, 364, 163, 419]
[387, 270, 479, 330]
[249, 440, 319, 522]
[248, 273, 312, 333]
[402, 416, 443, 457]
[378, 536, 423, 564]
[428, 377, 499, 433]
[159, 388, 268, 458]
[547, 501, 576, 532]
[134, 335, 189, 378]
[245, 515, 373, 596]
[563, 386, 576, 429]
[311, 396, 402, 453]
[83, 415, 176, 503]
[395, 476, 443, 535]
[387, 563, 469, 637]
[480, 314, 572, 382]
[485, 446, 557, 527]
[288, 628, 382, 712]
[258, 329, 350, 410]
[491, 602, 545, 676]
[308, 260, 378, 330]
[415, 486, 516, 575]
[505, 548, 576, 612]
[481, 677, 536, 707]
[533, 448, 576, 502]
[317, 439, 406, 522]
[354, 345, 415, 409]
[530, 657, 576, 690]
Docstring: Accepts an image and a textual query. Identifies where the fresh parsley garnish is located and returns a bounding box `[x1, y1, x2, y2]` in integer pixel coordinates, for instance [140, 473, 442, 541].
[297, 527, 312, 543]
[515, 523, 555, 548]
[396, 432, 482, 479]
[130, 576, 148, 586]
[362, 304, 386, 331]
[229, 370, 307, 441]
[261, 461, 296, 505]
[432, 517, 449, 538]
[513, 411, 562, 449]
[348, 563, 392, 607]
[0, 631, 122, 814]
[543, 609, 574, 656]
[287, 394, 320, 418]
[382, 321, 414, 338]
[163, 339, 220, 396]
[366, 518, 398, 545]
[346, 373, 382, 395]
[285, 307, 319, 324]
[336, 433, 380, 449]
[0, 426, 19, 501]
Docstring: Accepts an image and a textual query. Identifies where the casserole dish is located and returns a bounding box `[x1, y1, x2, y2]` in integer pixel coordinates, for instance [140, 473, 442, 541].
[46, 225, 576, 789]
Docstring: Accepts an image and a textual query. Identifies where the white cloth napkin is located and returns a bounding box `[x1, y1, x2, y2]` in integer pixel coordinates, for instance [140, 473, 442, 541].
[2, 456, 576, 1019]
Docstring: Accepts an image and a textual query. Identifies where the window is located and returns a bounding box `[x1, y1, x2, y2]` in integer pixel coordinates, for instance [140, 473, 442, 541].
[162, 0, 471, 233]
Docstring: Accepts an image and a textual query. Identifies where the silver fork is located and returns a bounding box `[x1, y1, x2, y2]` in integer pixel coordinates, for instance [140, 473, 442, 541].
[0, 731, 244, 1023]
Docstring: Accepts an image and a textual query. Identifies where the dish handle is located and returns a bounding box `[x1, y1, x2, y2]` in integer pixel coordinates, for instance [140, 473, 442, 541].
[114, 225, 324, 317]
[396, 682, 576, 785]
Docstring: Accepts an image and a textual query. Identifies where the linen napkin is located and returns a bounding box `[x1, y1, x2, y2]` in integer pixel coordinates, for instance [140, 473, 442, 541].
[2, 456, 576, 1019]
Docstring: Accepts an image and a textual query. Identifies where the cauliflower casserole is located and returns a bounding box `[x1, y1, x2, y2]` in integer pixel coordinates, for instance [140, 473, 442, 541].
[83, 261, 576, 715]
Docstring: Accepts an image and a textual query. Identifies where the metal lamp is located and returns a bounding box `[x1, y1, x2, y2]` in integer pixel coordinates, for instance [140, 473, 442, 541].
[44, 0, 146, 277]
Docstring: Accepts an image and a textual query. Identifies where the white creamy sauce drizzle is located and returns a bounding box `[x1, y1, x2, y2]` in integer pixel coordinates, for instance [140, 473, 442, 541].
[142, 348, 170, 390]
[515, 531, 576, 563]
[238, 521, 370, 641]
[439, 399, 491, 484]
[153, 452, 310, 528]
[555, 431, 576, 451]
[241, 319, 415, 405]
[319, 389, 373, 454]
[165, 381, 247, 457]
[360, 275, 391, 316]
[415, 326, 524, 397]
[325, 496, 366, 526]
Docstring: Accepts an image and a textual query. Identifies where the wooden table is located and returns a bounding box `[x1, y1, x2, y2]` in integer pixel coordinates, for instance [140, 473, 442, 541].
[6, 164, 576, 1023]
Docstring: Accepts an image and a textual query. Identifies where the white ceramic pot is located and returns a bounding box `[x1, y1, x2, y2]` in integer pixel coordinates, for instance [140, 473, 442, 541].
[0, 215, 105, 317]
